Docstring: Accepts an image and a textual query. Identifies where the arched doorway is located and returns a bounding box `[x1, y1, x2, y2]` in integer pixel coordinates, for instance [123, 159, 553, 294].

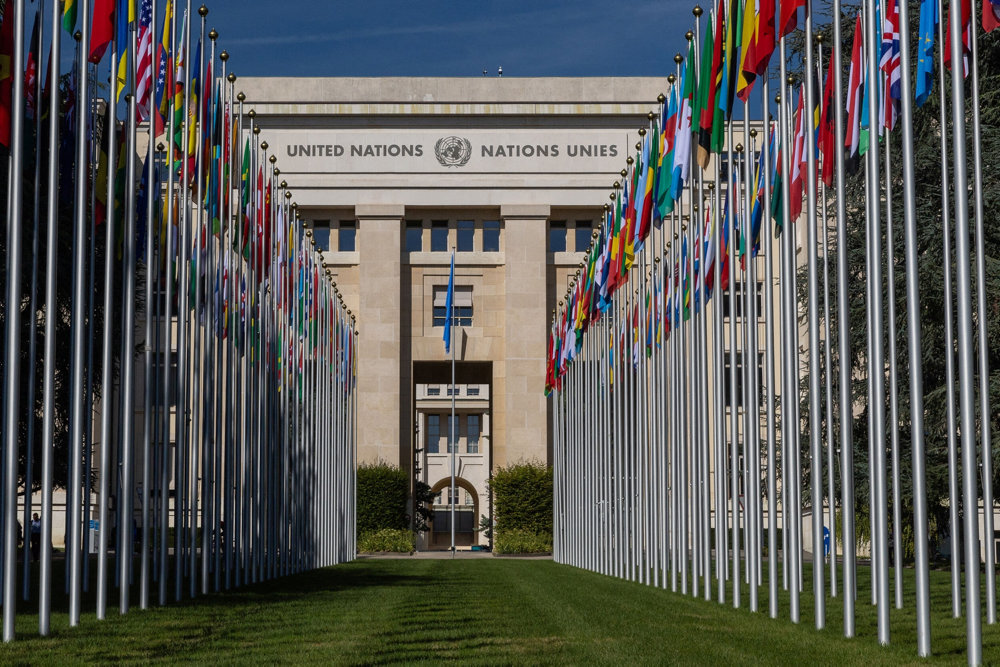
[428, 477, 480, 549]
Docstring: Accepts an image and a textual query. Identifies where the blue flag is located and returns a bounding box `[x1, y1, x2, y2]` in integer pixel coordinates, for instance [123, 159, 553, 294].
[443, 252, 455, 353]
[915, 0, 937, 106]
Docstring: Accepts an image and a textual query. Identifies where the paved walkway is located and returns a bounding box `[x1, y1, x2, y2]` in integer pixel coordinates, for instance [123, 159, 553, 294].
[358, 550, 552, 560]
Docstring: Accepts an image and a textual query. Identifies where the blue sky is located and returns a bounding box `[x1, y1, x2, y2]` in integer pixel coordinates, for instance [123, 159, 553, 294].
[204, 0, 694, 78]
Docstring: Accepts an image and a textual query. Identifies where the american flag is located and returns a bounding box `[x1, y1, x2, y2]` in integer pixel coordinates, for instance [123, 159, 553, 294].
[135, 0, 153, 121]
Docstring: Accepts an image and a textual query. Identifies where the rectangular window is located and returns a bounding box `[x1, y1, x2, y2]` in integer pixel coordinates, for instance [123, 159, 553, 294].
[338, 220, 356, 252]
[465, 490, 474, 506]
[575, 221, 594, 253]
[467, 386, 479, 396]
[405, 220, 423, 253]
[456, 220, 474, 252]
[467, 415, 480, 453]
[426, 415, 440, 454]
[549, 220, 567, 253]
[432, 285, 473, 327]
[426, 386, 440, 396]
[723, 353, 745, 408]
[483, 220, 500, 252]
[312, 220, 331, 252]
[431, 220, 448, 252]
[447, 415, 459, 454]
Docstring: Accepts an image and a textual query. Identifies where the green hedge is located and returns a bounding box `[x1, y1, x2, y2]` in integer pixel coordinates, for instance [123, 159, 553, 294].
[490, 460, 553, 541]
[356, 462, 409, 537]
[358, 528, 415, 553]
[494, 529, 552, 555]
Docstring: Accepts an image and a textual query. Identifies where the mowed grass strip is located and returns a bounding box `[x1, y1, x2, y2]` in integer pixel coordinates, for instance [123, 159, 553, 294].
[0, 558, 996, 664]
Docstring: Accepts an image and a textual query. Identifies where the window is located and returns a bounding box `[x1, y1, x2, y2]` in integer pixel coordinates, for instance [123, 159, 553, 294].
[338, 220, 356, 252]
[448, 415, 459, 453]
[549, 221, 567, 253]
[722, 280, 763, 319]
[723, 352, 764, 408]
[575, 221, 594, 253]
[457, 220, 474, 252]
[431, 220, 448, 252]
[467, 415, 480, 453]
[483, 220, 500, 252]
[426, 386, 440, 396]
[432, 285, 473, 327]
[311, 220, 330, 252]
[426, 415, 440, 453]
[467, 386, 479, 397]
[405, 220, 423, 253]
[465, 490, 474, 506]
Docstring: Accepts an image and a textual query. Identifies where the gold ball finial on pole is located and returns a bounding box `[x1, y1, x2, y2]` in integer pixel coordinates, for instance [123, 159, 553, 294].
[693, 5, 703, 16]
[198, 5, 208, 17]
[237, 92, 245, 102]
[220, 51, 229, 62]
[209, 29, 218, 41]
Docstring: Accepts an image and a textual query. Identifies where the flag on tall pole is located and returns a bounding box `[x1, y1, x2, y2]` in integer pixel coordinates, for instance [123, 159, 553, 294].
[443, 252, 455, 354]
[90, 0, 116, 63]
[136, 0, 154, 120]
[845, 13, 864, 174]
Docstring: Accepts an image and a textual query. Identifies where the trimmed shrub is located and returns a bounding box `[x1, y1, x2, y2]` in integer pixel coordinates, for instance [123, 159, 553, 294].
[358, 528, 415, 553]
[494, 529, 552, 555]
[356, 462, 409, 537]
[490, 460, 553, 535]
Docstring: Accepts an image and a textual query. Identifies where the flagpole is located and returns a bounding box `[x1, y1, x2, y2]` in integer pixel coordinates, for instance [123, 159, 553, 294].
[935, 0, 960, 620]
[450, 248, 456, 556]
[761, 81, 778, 621]
[39, 0, 64, 635]
[2, 0, 27, 641]
[22, 3, 45, 602]
[967, 0, 994, 628]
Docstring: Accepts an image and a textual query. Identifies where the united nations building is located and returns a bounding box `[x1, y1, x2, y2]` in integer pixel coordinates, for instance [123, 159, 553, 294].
[240, 77, 662, 548]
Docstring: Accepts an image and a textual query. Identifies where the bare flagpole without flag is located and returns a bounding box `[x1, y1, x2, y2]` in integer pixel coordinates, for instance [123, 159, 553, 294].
[444, 250, 456, 555]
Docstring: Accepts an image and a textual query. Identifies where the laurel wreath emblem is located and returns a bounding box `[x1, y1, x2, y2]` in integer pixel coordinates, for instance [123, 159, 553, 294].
[434, 136, 472, 168]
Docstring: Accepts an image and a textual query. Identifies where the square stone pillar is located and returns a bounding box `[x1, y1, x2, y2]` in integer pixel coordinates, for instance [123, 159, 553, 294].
[499, 204, 550, 467]
[356, 204, 404, 465]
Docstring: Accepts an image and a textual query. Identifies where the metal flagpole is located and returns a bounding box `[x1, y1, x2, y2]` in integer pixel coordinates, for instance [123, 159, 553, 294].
[450, 249, 456, 555]
[894, 0, 931, 645]
[761, 82, 778, 621]
[95, 17, 122, 622]
[945, 0, 981, 656]
[934, 0, 960, 620]
[967, 0, 994, 627]
[2, 0, 27, 641]
[804, 3, 825, 628]
[39, 0, 64, 634]
[22, 1, 45, 602]
[883, 131, 902, 611]
[67, 0, 91, 627]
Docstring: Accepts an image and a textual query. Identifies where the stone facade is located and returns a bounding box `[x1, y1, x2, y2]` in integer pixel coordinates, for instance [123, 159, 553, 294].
[240, 76, 663, 546]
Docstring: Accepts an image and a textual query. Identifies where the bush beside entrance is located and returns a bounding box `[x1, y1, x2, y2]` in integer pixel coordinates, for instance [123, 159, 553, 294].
[490, 461, 553, 554]
[356, 462, 411, 552]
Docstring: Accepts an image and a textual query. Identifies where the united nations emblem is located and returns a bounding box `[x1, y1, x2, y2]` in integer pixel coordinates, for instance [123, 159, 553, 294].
[434, 136, 472, 168]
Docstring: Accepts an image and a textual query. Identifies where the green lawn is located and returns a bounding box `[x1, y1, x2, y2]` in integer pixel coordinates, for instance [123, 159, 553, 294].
[0, 557, 997, 664]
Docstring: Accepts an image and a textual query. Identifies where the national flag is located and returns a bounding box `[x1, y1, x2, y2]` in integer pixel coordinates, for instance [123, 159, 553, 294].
[136, 0, 153, 120]
[63, 0, 78, 33]
[115, 0, 133, 101]
[154, 0, 172, 135]
[880, 0, 901, 131]
[746, 0, 776, 77]
[720, 0, 741, 118]
[671, 44, 694, 201]
[171, 12, 187, 152]
[780, 0, 805, 37]
[25, 11, 39, 121]
[0, 0, 13, 148]
[696, 6, 723, 169]
[915, 0, 937, 106]
[819, 53, 836, 187]
[444, 252, 455, 353]
[845, 13, 864, 175]
[655, 87, 677, 221]
[986, 0, 1000, 31]
[736, 0, 757, 102]
[635, 128, 655, 253]
[944, 0, 972, 76]
[90, 0, 116, 63]
[788, 86, 806, 222]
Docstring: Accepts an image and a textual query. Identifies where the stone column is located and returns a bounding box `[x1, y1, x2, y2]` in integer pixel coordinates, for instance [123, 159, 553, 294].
[356, 204, 404, 465]
[499, 204, 550, 467]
